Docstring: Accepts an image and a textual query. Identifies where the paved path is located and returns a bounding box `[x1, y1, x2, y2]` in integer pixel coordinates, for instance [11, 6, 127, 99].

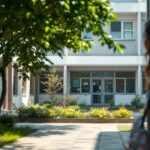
[1, 123, 130, 150]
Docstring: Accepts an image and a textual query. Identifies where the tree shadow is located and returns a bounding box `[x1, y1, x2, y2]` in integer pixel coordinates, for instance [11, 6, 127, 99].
[2, 124, 80, 150]
[94, 131, 127, 150]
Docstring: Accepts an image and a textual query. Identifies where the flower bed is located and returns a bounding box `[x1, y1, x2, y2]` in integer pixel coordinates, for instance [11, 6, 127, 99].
[17, 104, 133, 120]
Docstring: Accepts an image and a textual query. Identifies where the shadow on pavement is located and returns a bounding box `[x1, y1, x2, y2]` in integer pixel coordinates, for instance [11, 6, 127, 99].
[94, 131, 127, 150]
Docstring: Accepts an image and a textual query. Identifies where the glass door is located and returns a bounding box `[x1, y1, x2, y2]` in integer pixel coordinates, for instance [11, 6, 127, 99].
[92, 79, 102, 105]
[104, 79, 114, 104]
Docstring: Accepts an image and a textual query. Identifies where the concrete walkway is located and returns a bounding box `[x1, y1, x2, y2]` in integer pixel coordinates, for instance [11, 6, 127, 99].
[1, 123, 131, 150]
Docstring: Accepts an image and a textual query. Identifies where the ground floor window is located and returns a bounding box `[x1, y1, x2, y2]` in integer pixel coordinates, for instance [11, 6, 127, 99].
[81, 78, 90, 93]
[116, 79, 125, 93]
[115, 72, 135, 94]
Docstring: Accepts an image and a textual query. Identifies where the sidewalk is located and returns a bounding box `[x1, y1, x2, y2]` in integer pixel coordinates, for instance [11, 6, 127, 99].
[1, 123, 130, 150]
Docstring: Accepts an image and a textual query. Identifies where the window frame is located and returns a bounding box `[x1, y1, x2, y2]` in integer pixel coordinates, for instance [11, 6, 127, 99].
[115, 77, 135, 94]
[111, 20, 134, 40]
[81, 78, 91, 93]
[116, 78, 126, 94]
[81, 31, 93, 41]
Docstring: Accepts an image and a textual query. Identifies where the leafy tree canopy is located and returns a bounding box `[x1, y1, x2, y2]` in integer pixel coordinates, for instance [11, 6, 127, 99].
[0, 0, 123, 77]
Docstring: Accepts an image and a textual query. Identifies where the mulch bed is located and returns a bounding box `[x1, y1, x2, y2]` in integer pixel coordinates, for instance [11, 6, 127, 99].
[17, 118, 134, 123]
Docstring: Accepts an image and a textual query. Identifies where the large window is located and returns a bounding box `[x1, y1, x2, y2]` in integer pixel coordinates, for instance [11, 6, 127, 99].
[115, 72, 135, 94]
[111, 21, 133, 40]
[71, 72, 90, 94]
[40, 72, 48, 94]
[116, 79, 125, 93]
[111, 22, 121, 39]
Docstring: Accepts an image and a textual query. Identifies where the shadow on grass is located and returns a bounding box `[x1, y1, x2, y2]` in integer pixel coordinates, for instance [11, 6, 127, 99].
[1, 124, 79, 150]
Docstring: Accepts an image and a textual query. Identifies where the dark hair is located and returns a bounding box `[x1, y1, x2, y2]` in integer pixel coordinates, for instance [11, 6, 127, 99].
[145, 21, 150, 39]
[145, 20, 150, 89]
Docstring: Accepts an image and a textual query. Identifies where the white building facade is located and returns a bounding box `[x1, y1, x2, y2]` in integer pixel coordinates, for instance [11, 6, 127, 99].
[6, 0, 148, 109]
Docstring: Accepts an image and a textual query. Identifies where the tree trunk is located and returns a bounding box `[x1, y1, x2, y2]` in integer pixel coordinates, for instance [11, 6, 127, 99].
[0, 68, 6, 111]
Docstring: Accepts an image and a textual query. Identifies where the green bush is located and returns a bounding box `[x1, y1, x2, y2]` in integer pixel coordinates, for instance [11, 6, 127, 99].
[17, 104, 50, 118]
[0, 114, 15, 127]
[51, 106, 64, 116]
[42, 101, 52, 108]
[67, 105, 80, 111]
[61, 108, 80, 118]
[90, 108, 111, 119]
[65, 96, 77, 106]
[112, 107, 133, 118]
[131, 96, 144, 109]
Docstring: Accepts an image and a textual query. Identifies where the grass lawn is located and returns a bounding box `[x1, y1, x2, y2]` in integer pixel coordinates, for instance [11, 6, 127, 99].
[0, 125, 37, 148]
[117, 125, 132, 132]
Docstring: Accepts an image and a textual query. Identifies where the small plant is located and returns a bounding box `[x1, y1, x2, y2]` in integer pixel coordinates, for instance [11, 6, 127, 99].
[90, 108, 111, 119]
[0, 114, 16, 127]
[65, 96, 77, 106]
[42, 68, 63, 104]
[131, 96, 144, 109]
[42, 101, 52, 108]
[112, 107, 133, 118]
[108, 100, 115, 109]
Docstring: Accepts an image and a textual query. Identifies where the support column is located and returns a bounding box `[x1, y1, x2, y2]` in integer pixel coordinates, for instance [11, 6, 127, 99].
[137, 12, 141, 56]
[137, 66, 142, 96]
[26, 73, 30, 104]
[63, 65, 67, 105]
[18, 75, 22, 107]
[4, 64, 13, 110]
[34, 75, 39, 104]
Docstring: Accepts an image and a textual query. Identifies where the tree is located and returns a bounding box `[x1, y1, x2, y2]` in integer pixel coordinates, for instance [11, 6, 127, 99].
[42, 68, 63, 105]
[0, 0, 124, 109]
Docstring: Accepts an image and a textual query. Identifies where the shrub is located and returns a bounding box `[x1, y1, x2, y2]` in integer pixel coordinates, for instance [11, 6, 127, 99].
[0, 114, 16, 127]
[42, 101, 52, 108]
[67, 105, 80, 111]
[65, 96, 77, 106]
[90, 108, 111, 119]
[17, 104, 50, 118]
[112, 107, 133, 118]
[131, 96, 144, 109]
[51, 106, 64, 116]
[61, 108, 80, 118]
[49, 109, 57, 118]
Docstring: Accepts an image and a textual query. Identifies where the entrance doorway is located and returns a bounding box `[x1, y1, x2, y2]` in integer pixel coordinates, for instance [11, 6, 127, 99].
[92, 78, 114, 105]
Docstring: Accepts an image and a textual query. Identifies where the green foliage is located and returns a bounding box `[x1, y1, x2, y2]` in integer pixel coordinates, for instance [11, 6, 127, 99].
[67, 105, 80, 111]
[0, 114, 16, 127]
[42, 101, 52, 108]
[61, 108, 81, 118]
[131, 96, 144, 109]
[0, 125, 36, 148]
[17, 104, 50, 118]
[90, 108, 111, 119]
[65, 96, 77, 106]
[112, 107, 133, 119]
[42, 68, 63, 103]
[0, 0, 122, 77]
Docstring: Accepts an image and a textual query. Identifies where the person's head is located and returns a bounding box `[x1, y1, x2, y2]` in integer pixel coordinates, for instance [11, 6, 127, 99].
[145, 20, 150, 89]
[144, 21, 150, 55]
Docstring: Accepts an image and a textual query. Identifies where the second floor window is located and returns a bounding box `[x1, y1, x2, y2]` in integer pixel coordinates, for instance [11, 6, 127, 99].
[111, 21, 133, 40]
[82, 31, 93, 40]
